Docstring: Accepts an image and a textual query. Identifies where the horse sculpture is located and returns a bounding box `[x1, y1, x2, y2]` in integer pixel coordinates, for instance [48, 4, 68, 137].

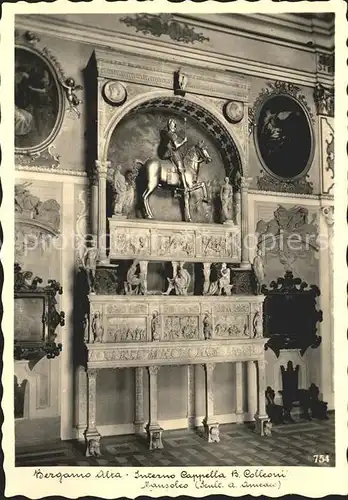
[136, 140, 212, 222]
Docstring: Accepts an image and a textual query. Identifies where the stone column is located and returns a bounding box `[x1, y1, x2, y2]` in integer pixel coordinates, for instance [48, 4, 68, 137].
[134, 367, 145, 434]
[76, 366, 87, 440]
[139, 261, 148, 295]
[84, 368, 101, 456]
[202, 263, 211, 295]
[254, 359, 271, 436]
[95, 159, 110, 265]
[203, 363, 219, 442]
[146, 366, 163, 450]
[319, 205, 334, 407]
[187, 365, 195, 429]
[235, 361, 244, 423]
[90, 163, 99, 239]
[247, 360, 257, 422]
[240, 176, 251, 269]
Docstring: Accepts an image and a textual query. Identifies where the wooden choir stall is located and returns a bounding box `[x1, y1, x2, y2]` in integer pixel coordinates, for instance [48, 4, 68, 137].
[78, 48, 270, 456]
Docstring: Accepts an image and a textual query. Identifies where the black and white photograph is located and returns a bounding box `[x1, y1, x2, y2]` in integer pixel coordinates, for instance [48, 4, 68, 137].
[1, 3, 347, 499]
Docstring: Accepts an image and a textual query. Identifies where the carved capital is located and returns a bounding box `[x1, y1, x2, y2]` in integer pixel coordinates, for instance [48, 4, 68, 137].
[204, 362, 215, 377]
[87, 368, 98, 378]
[321, 206, 334, 227]
[95, 160, 111, 177]
[313, 83, 334, 117]
[240, 176, 252, 190]
[148, 365, 160, 377]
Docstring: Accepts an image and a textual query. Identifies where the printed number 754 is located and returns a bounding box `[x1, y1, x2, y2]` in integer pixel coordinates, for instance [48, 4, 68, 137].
[313, 454, 330, 463]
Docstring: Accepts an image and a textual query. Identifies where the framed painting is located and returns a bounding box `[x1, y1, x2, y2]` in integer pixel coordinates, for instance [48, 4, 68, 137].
[14, 264, 65, 360]
[15, 45, 65, 153]
[254, 94, 314, 180]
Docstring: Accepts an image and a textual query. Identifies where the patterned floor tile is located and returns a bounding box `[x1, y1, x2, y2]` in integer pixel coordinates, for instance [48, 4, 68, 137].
[15, 415, 335, 467]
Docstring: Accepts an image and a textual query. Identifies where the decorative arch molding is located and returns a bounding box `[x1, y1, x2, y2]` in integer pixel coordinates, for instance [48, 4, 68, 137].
[101, 93, 244, 179]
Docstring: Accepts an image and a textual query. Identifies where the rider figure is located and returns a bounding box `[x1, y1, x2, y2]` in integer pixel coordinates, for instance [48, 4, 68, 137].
[158, 118, 188, 191]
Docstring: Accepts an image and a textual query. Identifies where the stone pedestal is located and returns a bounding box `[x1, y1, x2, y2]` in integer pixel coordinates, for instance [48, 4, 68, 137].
[146, 424, 164, 450]
[203, 420, 220, 443]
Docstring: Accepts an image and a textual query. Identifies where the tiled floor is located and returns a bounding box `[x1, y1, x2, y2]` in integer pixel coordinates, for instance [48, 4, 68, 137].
[16, 416, 335, 467]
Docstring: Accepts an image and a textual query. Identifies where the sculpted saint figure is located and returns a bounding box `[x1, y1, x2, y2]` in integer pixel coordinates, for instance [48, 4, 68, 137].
[113, 164, 128, 216]
[92, 312, 103, 343]
[158, 118, 188, 190]
[218, 263, 232, 296]
[125, 260, 146, 295]
[82, 239, 99, 294]
[220, 177, 234, 224]
[151, 311, 161, 341]
[253, 248, 265, 294]
[164, 263, 191, 296]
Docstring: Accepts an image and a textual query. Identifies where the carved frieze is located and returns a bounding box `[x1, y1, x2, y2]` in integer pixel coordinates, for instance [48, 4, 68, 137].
[106, 302, 148, 315]
[109, 219, 241, 263]
[87, 340, 266, 366]
[213, 302, 250, 314]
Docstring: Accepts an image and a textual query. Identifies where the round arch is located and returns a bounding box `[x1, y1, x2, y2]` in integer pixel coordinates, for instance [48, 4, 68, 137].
[101, 91, 245, 179]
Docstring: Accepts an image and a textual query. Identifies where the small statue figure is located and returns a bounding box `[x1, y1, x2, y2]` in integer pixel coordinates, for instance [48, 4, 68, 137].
[203, 313, 213, 340]
[220, 177, 234, 225]
[83, 313, 90, 343]
[151, 311, 161, 341]
[82, 238, 99, 294]
[61, 77, 83, 118]
[91, 312, 103, 343]
[253, 248, 265, 294]
[87, 438, 101, 457]
[113, 164, 128, 216]
[163, 262, 191, 296]
[218, 263, 232, 296]
[124, 260, 146, 295]
[174, 68, 188, 95]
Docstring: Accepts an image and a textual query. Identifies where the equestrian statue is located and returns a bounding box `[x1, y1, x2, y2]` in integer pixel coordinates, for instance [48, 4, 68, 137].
[136, 117, 212, 222]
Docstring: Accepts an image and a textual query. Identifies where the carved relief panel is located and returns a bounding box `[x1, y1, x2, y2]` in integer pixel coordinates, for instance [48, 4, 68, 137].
[109, 219, 241, 263]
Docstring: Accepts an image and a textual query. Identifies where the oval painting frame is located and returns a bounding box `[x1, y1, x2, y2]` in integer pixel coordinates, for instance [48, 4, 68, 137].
[15, 45, 65, 154]
[254, 93, 314, 181]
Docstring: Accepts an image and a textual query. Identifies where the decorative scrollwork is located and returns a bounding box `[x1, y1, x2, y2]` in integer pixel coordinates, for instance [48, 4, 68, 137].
[120, 14, 210, 44]
[14, 264, 64, 360]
